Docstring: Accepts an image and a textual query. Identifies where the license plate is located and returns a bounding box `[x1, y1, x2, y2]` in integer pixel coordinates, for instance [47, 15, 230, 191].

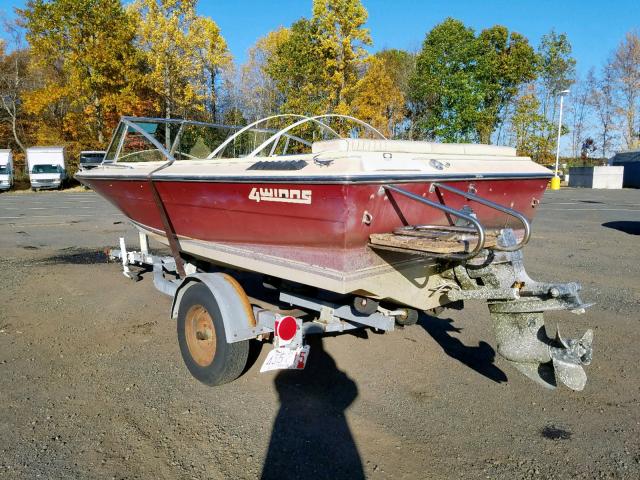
[260, 345, 310, 373]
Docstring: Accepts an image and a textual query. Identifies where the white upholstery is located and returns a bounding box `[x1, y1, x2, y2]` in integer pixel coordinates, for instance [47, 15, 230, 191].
[312, 138, 516, 157]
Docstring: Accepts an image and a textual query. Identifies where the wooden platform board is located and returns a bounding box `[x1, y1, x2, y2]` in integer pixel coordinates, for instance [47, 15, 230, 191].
[370, 230, 499, 254]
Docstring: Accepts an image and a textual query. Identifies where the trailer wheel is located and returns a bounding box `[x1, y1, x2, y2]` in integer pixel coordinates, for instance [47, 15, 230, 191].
[353, 296, 379, 315]
[177, 282, 249, 386]
[396, 308, 419, 326]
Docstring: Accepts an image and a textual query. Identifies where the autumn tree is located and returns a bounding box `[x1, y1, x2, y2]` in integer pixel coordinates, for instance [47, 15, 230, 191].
[263, 0, 371, 117]
[580, 137, 596, 165]
[351, 56, 404, 137]
[132, 0, 231, 122]
[375, 49, 414, 137]
[611, 31, 640, 149]
[312, 0, 372, 114]
[19, 0, 144, 146]
[376, 49, 415, 95]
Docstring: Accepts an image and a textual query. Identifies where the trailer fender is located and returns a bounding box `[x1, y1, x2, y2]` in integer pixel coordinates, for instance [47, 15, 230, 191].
[171, 273, 268, 344]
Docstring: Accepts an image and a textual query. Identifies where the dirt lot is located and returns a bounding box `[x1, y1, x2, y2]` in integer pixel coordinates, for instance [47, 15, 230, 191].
[0, 188, 639, 479]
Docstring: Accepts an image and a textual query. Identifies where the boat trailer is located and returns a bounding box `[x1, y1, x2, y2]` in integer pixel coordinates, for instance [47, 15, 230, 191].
[110, 217, 593, 390]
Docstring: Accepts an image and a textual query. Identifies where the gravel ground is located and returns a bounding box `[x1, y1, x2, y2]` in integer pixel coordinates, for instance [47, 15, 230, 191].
[0, 188, 639, 479]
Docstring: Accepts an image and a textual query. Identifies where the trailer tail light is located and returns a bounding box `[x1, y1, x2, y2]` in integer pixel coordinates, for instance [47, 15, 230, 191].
[275, 316, 298, 343]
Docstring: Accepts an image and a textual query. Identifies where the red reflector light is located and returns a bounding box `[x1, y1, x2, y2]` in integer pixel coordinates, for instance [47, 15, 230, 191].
[277, 316, 297, 341]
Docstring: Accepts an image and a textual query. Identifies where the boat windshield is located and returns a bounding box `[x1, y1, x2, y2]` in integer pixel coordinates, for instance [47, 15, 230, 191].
[32, 164, 61, 174]
[0, 166, 8, 174]
[104, 114, 385, 164]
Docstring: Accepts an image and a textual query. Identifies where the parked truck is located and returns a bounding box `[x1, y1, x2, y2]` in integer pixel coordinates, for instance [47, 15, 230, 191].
[79, 150, 106, 171]
[26, 146, 66, 191]
[0, 150, 13, 191]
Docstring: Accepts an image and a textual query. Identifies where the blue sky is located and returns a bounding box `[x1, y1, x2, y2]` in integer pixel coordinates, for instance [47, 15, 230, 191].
[204, 0, 640, 75]
[1, 0, 638, 75]
[0, 0, 637, 153]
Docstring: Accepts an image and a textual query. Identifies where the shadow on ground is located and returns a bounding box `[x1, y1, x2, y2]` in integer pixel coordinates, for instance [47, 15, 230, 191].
[39, 247, 108, 265]
[418, 313, 507, 384]
[602, 221, 640, 235]
[261, 336, 364, 480]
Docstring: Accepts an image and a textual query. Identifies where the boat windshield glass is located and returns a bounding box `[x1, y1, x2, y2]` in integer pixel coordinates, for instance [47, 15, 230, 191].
[32, 164, 61, 174]
[107, 115, 384, 163]
[0, 166, 8, 174]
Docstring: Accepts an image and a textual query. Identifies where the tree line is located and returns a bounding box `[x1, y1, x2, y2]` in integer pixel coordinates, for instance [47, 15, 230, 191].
[1, 0, 639, 175]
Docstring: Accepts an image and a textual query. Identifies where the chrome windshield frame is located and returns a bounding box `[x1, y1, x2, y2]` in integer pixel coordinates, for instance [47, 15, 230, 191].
[104, 113, 385, 169]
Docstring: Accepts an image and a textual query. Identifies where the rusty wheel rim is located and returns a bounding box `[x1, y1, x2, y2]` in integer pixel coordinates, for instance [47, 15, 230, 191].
[185, 305, 216, 367]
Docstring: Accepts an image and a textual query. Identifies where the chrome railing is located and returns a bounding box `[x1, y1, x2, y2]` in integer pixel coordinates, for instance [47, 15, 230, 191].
[430, 182, 531, 252]
[382, 183, 532, 260]
[382, 185, 486, 261]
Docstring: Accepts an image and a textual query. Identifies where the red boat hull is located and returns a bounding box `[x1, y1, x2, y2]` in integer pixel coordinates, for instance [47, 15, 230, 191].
[82, 177, 547, 270]
[85, 178, 545, 242]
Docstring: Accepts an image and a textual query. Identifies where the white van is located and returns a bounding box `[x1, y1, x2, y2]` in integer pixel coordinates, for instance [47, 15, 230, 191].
[0, 150, 12, 191]
[26, 146, 66, 190]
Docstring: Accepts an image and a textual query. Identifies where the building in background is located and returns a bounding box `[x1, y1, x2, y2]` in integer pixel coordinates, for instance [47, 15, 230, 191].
[609, 149, 640, 188]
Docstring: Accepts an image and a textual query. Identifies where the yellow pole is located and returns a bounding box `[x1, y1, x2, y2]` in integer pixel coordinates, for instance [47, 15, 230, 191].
[550, 176, 561, 190]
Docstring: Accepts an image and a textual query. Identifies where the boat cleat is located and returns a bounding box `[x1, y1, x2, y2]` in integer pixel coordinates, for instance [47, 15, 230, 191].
[450, 229, 594, 390]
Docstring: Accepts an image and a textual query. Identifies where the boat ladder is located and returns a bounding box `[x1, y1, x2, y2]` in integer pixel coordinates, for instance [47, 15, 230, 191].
[369, 183, 532, 261]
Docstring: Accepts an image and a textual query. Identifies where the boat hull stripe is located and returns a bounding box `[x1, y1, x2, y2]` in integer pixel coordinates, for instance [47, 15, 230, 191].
[77, 172, 553, 184]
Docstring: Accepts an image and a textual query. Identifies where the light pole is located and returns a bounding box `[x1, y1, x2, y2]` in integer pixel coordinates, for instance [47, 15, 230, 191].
[551, 89, 570, 190]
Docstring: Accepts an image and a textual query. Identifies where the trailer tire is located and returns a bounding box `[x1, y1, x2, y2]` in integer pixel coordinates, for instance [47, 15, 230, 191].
[177, 282, 249, 386]
[396, 308, 419, 326]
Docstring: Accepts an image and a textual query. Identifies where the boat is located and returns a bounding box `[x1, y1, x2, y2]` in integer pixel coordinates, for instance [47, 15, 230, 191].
[76, 114, 593, 390]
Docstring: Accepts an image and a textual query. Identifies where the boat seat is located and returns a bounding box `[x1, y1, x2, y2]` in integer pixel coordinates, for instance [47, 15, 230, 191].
[311, 138, 516, 157]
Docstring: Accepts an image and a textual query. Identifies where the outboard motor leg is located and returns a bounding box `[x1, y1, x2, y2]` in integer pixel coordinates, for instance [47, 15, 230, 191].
[450, 229, 594, 390]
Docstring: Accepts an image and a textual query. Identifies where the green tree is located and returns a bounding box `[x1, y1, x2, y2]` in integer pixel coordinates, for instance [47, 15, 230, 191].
[535, 30, 576, 160]
[409, 18, 482, 142]
[538, 30, 576, 104]
[475, 26, 537, 143]
[409, 18, 537, 144]
[510, 87, 555, 160]
[265, 19, 327, 115]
